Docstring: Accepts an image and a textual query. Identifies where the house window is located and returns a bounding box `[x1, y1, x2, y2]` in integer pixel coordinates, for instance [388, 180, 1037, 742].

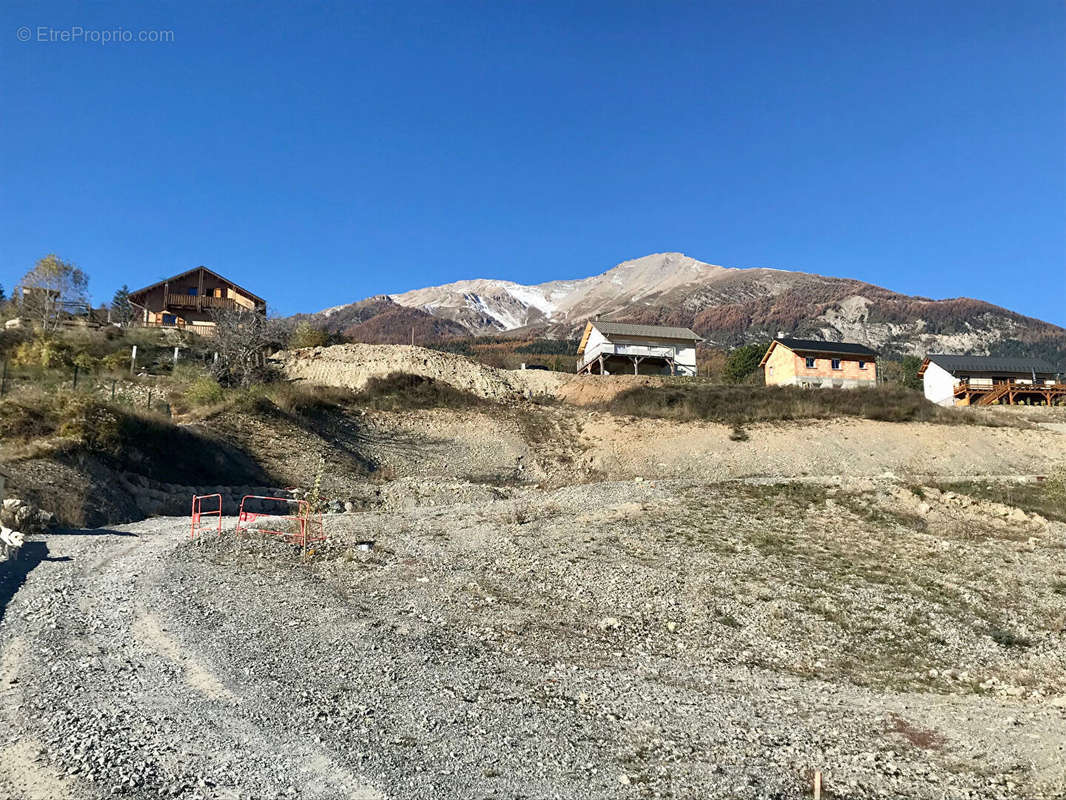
[858, 361, 866, 370]
[831, 359, 842, 370]
[805, 357, 816, 368]
[187, 287, 198, 296]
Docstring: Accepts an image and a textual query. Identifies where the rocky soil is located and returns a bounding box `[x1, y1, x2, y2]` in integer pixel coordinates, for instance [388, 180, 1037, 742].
[2, 476, 1065, 799]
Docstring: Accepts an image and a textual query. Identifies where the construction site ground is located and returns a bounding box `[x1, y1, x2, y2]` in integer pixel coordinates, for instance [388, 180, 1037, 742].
[1, 348, 1065, 799]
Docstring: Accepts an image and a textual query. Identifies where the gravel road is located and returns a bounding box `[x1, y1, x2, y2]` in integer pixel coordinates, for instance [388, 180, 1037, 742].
[1, 481, 1064, 799]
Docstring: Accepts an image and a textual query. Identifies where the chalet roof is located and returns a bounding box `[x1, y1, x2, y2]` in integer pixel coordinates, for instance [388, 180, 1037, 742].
[128, 266, 266, 306]
[920, 354, 1062, 377]
[759, 337, 877, 366]
[589, 321, 702, 340]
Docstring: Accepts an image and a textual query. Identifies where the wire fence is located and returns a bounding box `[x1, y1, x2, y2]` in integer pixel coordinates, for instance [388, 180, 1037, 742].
[0, 360, 178, 414]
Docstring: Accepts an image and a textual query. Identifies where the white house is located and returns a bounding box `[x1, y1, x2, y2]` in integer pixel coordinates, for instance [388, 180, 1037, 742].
[576, 320, 701, 376]
[919, 354, 1063, 407]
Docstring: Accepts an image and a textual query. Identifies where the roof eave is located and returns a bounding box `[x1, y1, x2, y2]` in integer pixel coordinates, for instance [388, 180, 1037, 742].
[758, 340, 779, 367]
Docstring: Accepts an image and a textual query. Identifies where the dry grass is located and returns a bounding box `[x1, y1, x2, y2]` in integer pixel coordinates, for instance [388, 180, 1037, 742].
[0, 390, 143, 447]
[606, 383, 994, 426]
[183, 373, 488, 419]
[935, 474, 1066, 523]
[350, 373, 488, 412]
[0, 388, 267, 486]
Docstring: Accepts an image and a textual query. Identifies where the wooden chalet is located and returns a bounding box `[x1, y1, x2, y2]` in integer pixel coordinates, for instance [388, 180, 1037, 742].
[576, 321, 701, 376]
[127, 267, 266, 335]
[919, 354, 1065, 407]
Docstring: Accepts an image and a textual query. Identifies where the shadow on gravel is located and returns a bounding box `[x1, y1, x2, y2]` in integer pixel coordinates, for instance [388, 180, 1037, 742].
[0, 542, 72, 624]
[51, 528, 140, 537]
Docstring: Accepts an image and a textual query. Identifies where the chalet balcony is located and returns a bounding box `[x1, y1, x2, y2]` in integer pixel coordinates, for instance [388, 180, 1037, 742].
[953, 378, 1066, 406]
[164, 294, 239, 311]
[577, 343, 682, 374]
[130, 320, 217, 336]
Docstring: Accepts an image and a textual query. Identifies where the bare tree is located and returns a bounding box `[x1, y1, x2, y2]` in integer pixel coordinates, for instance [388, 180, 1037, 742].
[16, 254, 90, 332]
[209, 308, 283, 386]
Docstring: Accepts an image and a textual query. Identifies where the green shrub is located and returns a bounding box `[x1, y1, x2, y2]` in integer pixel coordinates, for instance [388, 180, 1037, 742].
[184, 374, 226, 407]
[1046, 466, 1066, 507]
[11, 337, 73, 368]
[72, 351, 101, 371]
[288, 321, 329, 350]
[101, 350, 129, 371]
[723, 343, 768, 384]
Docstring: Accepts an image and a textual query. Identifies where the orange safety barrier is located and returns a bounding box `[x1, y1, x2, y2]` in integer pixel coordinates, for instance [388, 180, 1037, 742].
[234, 495, 325, 547]
[190, 493, 223, 540]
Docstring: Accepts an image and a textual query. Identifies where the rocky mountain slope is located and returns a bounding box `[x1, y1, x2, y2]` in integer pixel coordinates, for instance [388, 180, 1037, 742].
[313, 253, 1066, 359]
[301, 295, 469, 343]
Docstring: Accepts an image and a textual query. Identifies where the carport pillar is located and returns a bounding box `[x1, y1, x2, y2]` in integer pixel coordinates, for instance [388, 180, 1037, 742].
[597, 354, 604, 375]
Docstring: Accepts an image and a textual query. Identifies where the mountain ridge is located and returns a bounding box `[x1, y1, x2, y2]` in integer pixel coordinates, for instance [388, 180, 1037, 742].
[307, 253, 1066, 360]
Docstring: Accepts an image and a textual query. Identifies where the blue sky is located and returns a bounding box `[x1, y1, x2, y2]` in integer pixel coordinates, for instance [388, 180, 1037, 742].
[2, 1, 1063, 324]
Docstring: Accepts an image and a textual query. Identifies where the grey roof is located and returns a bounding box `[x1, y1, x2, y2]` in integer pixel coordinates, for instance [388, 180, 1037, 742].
[925, 354, 1062, 375]
[774, 337, 878, 357]
[590, 321, 702, 340]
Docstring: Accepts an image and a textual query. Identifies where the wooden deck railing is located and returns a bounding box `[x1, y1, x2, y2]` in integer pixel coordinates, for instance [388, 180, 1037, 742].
[163, 295, 238, 310]
[129, 321, 217, 336]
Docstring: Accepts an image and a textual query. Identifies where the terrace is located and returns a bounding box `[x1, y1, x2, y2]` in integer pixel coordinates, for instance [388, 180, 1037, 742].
[953, 379, 1066, 406]
[576, 342, 683, 375]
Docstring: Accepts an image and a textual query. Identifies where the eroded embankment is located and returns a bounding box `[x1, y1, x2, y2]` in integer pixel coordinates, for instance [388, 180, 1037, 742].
[270, 342, 670, 404]
[3, 387, 1064, 530]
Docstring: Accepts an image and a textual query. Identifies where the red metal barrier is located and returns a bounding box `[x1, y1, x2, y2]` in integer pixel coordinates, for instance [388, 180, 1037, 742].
[190, 493, 223, 540]
[234, 495, 325, 547]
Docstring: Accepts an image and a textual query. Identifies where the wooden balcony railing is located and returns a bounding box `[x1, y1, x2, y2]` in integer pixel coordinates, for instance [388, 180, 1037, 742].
[577, 343, 679, 372]
[130, 320, 217, 336]
[163, 294, 239, 311]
